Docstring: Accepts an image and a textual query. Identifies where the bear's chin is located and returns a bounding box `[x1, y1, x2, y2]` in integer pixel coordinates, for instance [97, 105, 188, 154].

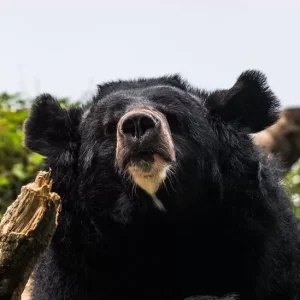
[128, 154, 169, 206]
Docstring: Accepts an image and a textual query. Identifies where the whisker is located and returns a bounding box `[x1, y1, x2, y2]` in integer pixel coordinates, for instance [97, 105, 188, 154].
[166, 164, 178, 194]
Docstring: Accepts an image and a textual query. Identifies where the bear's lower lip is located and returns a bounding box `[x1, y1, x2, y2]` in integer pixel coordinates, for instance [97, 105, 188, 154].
[121, 150, 172, 172]
[131, 151, 154, 163]
[129, 152, 154, 173]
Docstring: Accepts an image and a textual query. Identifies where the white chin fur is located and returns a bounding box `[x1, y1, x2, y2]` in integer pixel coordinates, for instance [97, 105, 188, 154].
[129, 164, 169, 211]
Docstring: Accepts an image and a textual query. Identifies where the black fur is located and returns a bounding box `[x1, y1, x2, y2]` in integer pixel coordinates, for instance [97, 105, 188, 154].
[24, 70, 300, 300]
[186, 295, 238, 300]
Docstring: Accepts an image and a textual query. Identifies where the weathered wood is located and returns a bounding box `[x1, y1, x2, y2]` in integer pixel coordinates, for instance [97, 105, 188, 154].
[0, 170, 61, 300]
[254, 108, 300, 172]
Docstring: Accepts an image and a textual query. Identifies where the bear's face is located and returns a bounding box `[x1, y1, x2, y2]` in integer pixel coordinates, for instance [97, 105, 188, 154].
[79, 84, 215, 202]
[24, 70, 280, 217]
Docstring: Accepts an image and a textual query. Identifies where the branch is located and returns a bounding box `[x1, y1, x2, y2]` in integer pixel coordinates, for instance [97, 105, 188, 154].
[254, 108, 300, 172]
[0, 170, 61, 300]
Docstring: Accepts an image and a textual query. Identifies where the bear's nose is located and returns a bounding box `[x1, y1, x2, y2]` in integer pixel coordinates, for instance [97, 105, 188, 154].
[120, 112, 157, 139]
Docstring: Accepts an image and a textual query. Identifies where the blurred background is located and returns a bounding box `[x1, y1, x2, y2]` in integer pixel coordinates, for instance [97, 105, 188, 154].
[0, 0, 300, 216]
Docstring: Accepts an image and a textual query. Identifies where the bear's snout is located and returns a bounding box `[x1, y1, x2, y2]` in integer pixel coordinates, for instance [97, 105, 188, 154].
[115, 107, 176, 195]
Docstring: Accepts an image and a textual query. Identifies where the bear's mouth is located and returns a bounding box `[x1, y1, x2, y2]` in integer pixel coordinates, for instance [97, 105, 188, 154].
[123, 150, 172, 174]
[127, 151, 170, 198]
[129, 151, 155, 174]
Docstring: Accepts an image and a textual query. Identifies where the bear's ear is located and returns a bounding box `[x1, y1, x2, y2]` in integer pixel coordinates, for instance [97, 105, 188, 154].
[205, 70, 280, 133]
[23, 94, 83, 157]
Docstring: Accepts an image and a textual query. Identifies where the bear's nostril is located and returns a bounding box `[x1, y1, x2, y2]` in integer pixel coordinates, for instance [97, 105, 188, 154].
[121, 113, 156, 139]
[122, 119, 136, 136]
[140, 116, 155, 135]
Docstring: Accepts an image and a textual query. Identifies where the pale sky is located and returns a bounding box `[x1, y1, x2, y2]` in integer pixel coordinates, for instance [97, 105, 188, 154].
[1, 0, 299, 108]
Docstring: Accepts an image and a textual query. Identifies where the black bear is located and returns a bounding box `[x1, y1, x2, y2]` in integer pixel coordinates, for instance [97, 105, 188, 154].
[24, 70, 300, 300]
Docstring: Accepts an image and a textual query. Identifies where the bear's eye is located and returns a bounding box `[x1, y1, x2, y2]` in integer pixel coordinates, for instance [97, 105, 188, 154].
[165, 113, 181, 131]
[104, 122, 117, 136]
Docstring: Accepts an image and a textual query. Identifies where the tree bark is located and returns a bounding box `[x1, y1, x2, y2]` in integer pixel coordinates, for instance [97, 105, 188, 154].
[0, 170, 61, 300]
[254, 108, 300, 173]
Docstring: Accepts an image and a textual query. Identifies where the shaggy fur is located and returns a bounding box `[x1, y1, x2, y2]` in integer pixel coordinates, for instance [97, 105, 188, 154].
[24, 70, 300, 300]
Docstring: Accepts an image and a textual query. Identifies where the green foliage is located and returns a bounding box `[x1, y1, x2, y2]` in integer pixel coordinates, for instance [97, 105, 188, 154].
[0, 93, 79, 216]
[285, 159, 300, 218]
[0, 93, 41, 216]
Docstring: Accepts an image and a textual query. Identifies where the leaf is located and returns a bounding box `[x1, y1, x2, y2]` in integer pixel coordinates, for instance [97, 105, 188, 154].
[0, 175, 9, 186]
[12, 164, 28, 180]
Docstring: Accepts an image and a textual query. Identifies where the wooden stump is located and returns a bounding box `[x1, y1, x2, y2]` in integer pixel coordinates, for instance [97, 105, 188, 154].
[254, 108, 300, 172]
[0, 170, 61, 300]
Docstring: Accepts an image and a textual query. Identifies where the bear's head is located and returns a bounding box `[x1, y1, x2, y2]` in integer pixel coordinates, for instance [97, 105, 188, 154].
[24, 70, 280, 222]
